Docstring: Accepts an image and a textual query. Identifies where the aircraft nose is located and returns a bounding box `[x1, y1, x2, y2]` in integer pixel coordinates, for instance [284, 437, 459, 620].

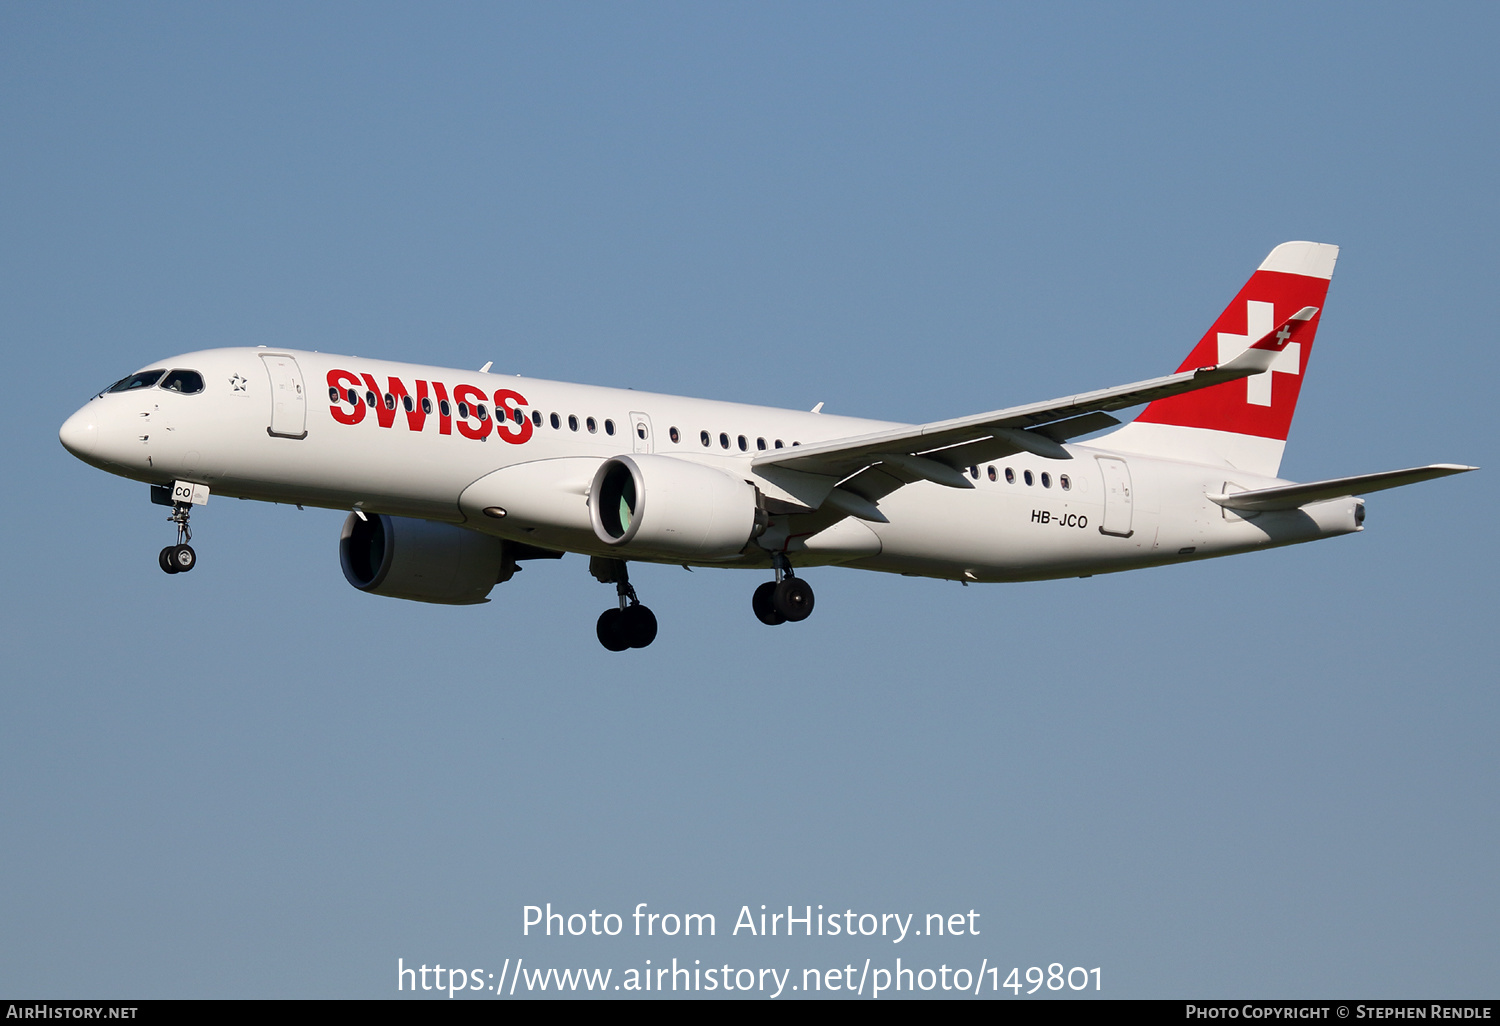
[59, 405, 109, 464]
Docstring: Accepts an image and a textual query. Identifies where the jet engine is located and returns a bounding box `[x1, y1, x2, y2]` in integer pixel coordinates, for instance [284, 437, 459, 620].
[589, 454, 763, 560]
[339, 512, 513, 604]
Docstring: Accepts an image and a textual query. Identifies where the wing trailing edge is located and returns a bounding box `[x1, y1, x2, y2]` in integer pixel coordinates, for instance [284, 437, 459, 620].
[752, 308, 1325, 489]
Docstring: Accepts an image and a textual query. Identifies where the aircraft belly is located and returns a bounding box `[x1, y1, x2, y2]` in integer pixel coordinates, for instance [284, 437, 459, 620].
[859, 477, 1159, 580]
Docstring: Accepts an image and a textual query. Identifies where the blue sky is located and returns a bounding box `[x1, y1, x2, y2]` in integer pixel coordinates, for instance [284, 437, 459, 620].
[2, 3, 1496, 998]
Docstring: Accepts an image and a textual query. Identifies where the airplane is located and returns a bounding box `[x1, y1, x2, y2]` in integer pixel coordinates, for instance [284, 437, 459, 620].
[59, 241, 1474, 651]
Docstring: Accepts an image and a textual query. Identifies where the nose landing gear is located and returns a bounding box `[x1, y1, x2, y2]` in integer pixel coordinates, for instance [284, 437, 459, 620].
[753, 553, 814, 626]
[590, 557, 657, 651]
[157, 492, 197, 574]
[159, 543, 196, 574]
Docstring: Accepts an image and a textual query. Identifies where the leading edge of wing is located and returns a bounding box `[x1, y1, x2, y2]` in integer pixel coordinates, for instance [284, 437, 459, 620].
[753, 309, 1320, 479]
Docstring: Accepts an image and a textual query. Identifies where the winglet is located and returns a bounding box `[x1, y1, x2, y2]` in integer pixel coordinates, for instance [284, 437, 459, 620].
[1219, 307, 1319, 375]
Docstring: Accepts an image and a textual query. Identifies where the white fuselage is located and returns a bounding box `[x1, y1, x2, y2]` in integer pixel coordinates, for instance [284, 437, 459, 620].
[59, 347, 1363, 584]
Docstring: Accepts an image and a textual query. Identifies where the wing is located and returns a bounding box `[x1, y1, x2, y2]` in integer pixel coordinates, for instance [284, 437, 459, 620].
[754, 307, 1322, 514]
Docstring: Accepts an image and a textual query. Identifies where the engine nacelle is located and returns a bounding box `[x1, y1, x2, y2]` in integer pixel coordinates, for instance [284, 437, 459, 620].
[339, 512, 512, 605]
[589, 454, 762, 560]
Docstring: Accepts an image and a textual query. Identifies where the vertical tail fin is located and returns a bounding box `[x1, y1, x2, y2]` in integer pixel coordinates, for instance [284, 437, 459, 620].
[1098, 241, 1339, 477]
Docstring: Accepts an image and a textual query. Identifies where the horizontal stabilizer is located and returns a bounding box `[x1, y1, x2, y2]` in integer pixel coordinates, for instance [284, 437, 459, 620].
[1208, 464, 1477, 511]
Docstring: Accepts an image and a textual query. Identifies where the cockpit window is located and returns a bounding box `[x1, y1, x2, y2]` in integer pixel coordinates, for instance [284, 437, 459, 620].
[159, 369, 204, 394]
[106, 370, 166, 393]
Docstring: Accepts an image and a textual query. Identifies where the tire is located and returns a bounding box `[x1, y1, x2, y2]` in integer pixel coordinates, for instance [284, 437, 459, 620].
[173, 544, 196, 572]
[773, 577, 814, 622]
[596, 608, 631, 651]
[752, 581, 786, 625]
[621, 604, 658, 648]
[159, 547, 180, 574]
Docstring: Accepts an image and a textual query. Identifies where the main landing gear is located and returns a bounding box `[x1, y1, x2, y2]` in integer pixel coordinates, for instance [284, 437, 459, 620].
[752, 553, 814, 626]
[158, 499, 197, 574]
[590, 557, 658, 651]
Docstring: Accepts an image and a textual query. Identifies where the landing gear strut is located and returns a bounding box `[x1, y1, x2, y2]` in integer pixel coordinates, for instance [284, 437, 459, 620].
[753, 553, 814, 625]
[590, 557, 657, 651]
[159, 500, 197, 574]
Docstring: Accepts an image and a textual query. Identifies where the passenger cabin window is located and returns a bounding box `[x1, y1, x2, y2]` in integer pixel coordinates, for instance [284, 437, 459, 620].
[719, 432, 729, 449]
[550, 413, 561, 429]
[422, 397, 433, 414]
[107, 370, 166, 393]
[757, 438, 766, 451]
[402, 395, 414, 412]
[1060, 474, 1071, 491]
[588, 417, 598, 434]
[440, 400, 451, 417]
[701, 430, 711, 447]
[1024, 470, 1034, 486]
[1040, 472, 1051, 488]
[568, 414, 579, 431]
[738, 435, 747, 451]
[604, 419, 615, 435]
[1005, 467, 1015, 484]
[987, 466, 997, 482]
[532, 410, 543, 426]
[669, 426, 680, 443]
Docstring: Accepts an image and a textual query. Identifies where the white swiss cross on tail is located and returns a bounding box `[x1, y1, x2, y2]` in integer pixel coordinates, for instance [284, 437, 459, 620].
[1217, 300, 1300, 406]
[1103, 241, 1338, 477]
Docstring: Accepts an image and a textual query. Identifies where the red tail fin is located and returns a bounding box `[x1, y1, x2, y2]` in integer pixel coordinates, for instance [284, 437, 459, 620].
[1100, 241, 1338, 477]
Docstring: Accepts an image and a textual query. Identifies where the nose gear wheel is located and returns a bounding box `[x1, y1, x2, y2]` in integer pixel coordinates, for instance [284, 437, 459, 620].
[159, 544, 196, 574]
[159, 499, 198, 574]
